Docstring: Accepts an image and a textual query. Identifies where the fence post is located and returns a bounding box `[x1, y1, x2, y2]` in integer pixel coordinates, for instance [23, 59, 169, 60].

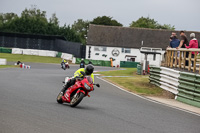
[168, 50, 171, 67]
[183, 51, 186, 69]
[193, 52, 197, 73]
[174, 51, 178, 68]
[179, 51, 182, 68]
[170, 50, 174, 68]
[188, 52, 192, 71]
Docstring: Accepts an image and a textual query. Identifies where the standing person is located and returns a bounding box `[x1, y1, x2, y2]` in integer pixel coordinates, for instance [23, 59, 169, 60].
[171, 32, 177, 38]
[177, 31, 189, 66]
[184, 33, 199, 66]
[169, 35, 180, 48]
[169, 35, 180, 65]
[110, 58, 113, 67]
[80, 58, 85, 68]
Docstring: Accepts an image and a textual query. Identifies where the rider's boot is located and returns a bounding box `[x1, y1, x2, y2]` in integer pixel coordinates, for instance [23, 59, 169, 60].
[61, 84, 70, 96]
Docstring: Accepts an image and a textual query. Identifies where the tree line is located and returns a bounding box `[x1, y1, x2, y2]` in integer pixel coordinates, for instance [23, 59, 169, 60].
[0, 6, 175, 44]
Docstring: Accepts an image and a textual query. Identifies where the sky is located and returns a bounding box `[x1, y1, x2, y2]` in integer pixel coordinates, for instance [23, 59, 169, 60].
[0, 0, 200, 31]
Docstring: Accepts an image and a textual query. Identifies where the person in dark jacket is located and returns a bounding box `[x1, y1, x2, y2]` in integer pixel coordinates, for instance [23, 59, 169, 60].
[80, 58, 85, 68]
[177, 31, 189, 66]
[169, 35, 180, 59]
[170, 36, 180, 48]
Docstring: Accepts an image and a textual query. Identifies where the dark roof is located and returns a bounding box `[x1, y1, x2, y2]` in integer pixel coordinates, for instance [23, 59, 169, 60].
[87, 24, 200, 49]
[0, 32, 67, 41]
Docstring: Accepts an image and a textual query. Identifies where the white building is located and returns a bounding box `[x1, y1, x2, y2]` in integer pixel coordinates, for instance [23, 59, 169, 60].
[86, 24, 170, 67]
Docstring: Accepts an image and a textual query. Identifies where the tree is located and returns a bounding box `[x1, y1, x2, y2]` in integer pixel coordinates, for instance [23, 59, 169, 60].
[0, 6, 82, 43]
[91, 16, 123, 26]
[71, 19, 89, 44]
[157, 24, 175, 30]
[130, 17, 175, 30]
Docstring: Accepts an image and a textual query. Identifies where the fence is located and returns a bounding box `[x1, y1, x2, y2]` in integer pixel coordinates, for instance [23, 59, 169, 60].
[75, 58, 111, 67]
[120, 61, 139, 68]
[165, 48, 200, 74]
[0, 47, 12, 53]
[149, 66, 200, 108]
[0, 32, 85, 58]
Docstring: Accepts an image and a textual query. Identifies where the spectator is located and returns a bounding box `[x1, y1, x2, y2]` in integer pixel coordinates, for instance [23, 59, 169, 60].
[184, 33, 199, 66]
[169, 35, 180, 48]
[177, 31, 189, 66]
[169, 35, 180, 64]
[171, 32, 177, 37]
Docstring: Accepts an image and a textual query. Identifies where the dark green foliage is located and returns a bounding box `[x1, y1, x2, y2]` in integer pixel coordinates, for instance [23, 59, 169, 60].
[130, 17, 175, 30]
[71, 19, 89, 44]
[0, 6, 81, 43]
[91, 16, 123, 26]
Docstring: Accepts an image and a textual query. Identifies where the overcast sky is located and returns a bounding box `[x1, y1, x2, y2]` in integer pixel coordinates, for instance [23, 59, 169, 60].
[0, 0, 200, 31]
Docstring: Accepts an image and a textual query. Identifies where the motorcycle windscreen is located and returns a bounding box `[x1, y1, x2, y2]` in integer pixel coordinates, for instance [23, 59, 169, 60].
[86, 76, 93, 84]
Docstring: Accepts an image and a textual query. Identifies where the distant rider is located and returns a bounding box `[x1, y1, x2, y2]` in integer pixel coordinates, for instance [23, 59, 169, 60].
[80, 58, 85, 68]
[61, 64, 94, 95]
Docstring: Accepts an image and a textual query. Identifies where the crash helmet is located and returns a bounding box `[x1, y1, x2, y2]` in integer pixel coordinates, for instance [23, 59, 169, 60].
[85, 64, 94, 75]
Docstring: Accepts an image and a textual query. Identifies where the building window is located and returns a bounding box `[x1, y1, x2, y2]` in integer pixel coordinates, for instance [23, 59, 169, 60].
[122, 48, 131, 53]
[94, 46, 107, 52]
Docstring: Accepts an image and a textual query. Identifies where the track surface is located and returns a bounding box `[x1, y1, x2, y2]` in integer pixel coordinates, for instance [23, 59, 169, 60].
[0, 63, 200, 133]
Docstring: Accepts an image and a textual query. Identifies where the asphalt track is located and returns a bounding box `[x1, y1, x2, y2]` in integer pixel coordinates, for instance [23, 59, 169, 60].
[0, 63, 200, 133]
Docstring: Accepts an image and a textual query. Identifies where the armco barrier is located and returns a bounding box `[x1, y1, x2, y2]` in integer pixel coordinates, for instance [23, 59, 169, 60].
[176, 72, 200, 107]
[0, 47, 12, 53]
[75, 58, 111, 67]
[12, 48, 23, 54]
[0, 58, 7, 65]
[149, 66, 200, 108]
[11, 48, 58, 57]
[61, 53, 73, 61]
[56, 52, 62, 58]
[120, 61, 139, 68]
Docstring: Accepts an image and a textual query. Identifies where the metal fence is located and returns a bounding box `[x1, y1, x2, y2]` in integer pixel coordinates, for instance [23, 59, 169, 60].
[0, 32, 85, 58]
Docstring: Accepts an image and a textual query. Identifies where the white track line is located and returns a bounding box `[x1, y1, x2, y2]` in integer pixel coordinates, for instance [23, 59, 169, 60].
[97, 76, 200, 117]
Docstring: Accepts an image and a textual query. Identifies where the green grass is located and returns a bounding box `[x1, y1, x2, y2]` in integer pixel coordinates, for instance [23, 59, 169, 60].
[96, 68, 163, 96]
[0, 65, 18, 68]
[97, 68, 136, 76]
[0, 53, 62, 64]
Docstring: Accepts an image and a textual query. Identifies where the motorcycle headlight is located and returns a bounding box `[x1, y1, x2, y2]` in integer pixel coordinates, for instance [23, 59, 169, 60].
[84, 83, 91, 90]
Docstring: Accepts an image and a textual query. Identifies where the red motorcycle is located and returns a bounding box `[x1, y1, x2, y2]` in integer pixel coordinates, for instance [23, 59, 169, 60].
[56, 73, 100, 107]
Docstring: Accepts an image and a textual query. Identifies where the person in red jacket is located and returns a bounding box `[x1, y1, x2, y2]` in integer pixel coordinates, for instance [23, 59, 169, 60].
[184, 33, 199, 66]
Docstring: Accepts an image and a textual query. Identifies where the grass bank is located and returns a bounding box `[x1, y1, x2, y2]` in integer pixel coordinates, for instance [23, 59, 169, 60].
[97, 68, 164, 96]
[0, 65, 18, 68]
[0, 53, 62, 64]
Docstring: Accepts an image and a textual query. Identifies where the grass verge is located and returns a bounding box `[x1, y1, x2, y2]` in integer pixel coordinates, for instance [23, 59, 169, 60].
[0, 53, 62, 64]
[96, 68, 164, 96]
[0, 65, 18, 68]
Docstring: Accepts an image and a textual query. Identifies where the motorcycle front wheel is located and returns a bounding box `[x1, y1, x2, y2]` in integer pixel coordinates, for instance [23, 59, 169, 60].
[70, 92, 84, 107]
[57, 92, 64, 104]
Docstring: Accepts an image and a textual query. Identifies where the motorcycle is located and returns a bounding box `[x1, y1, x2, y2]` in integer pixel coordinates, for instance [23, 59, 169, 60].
[56, 72, 100, 107]
[61, 62, 70, 70]
[80, 63, 85, 68]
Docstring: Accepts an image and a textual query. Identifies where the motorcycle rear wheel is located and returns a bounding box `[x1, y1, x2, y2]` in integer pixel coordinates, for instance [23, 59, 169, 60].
[70, 92, 84, 107]
[57, 92, 63, 104]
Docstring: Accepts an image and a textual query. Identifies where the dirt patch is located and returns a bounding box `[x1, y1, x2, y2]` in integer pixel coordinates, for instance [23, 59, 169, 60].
[161, 90, 175, 99]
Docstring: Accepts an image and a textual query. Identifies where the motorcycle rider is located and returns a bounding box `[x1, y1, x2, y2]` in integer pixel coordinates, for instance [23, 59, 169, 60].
[61, 59, 67, 67]
[80, 58, 85, 68]
[61, 64, 94, 95]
